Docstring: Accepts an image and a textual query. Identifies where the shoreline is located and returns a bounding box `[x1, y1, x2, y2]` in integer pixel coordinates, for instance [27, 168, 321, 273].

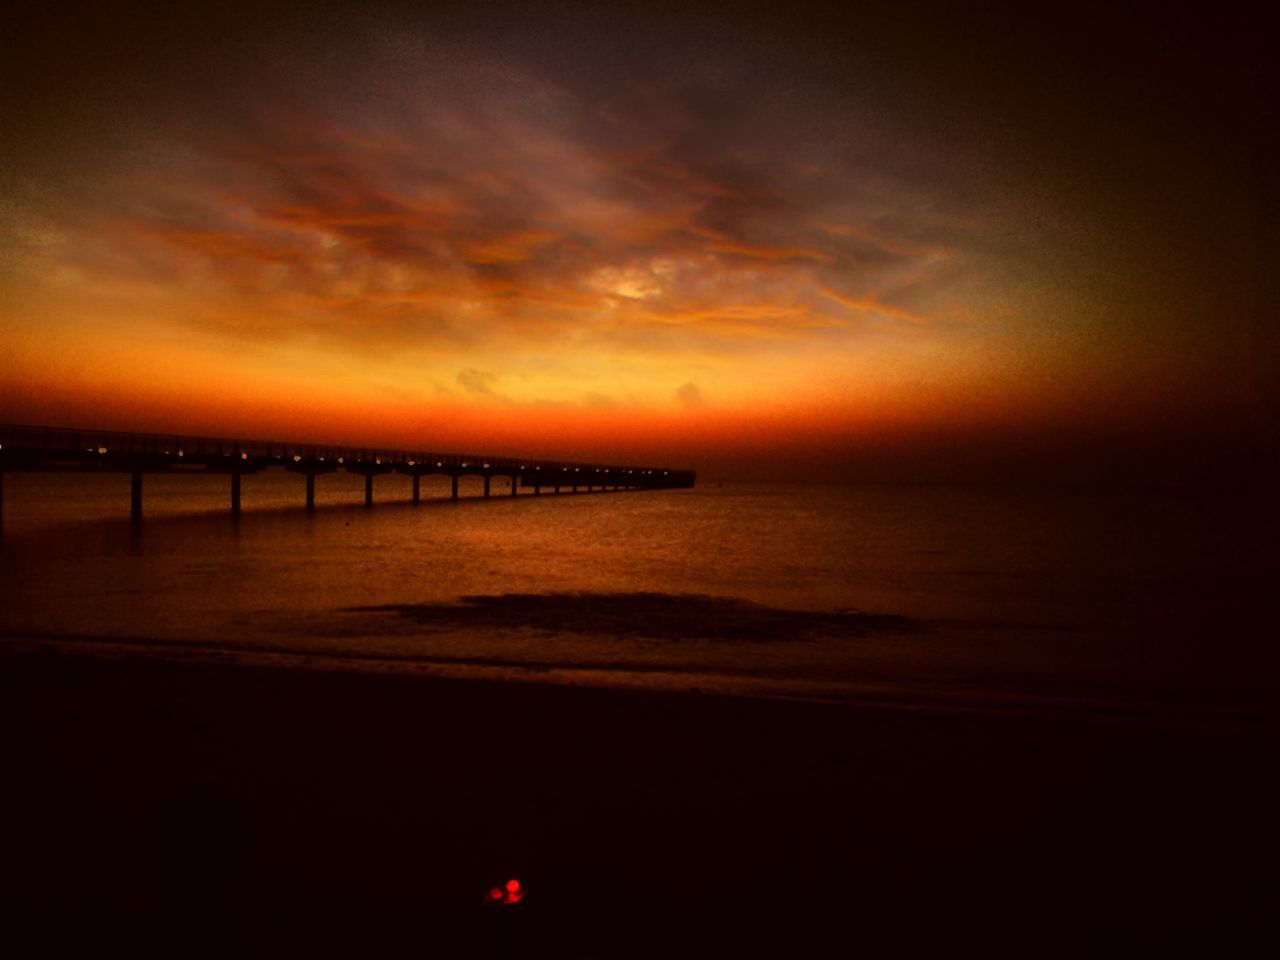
[3, 632, 1272, 735]
[2, 644, 1275, 955]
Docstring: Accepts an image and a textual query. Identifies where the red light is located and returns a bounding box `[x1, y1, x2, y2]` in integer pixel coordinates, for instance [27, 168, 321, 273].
[486, 877, 525, 906]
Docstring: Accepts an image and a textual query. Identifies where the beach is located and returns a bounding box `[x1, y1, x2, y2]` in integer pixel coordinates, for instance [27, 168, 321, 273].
[2, 479, 1275, 954]
[3, 644, 1275, 957]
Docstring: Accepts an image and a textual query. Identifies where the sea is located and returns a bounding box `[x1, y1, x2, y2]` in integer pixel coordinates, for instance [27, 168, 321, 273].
[1, 470, 1274, 727]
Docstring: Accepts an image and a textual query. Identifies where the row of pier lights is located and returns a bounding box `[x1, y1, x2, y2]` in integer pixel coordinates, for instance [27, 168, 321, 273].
[0, 424, 696, 524]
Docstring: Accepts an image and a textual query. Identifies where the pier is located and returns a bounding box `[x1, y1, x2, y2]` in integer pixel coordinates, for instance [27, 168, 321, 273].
[0, 424, 695, 527]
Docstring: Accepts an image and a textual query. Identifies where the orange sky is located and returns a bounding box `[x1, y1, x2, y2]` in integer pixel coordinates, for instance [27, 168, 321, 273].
[1, 3, 1271, 480]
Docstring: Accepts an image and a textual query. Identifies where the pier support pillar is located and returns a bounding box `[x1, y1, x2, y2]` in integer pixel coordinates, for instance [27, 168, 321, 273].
[412, 475, 420, 503]
[483, 475, 491, 499]
[510, 477, 517, 497]
[365, 473, 374, 506]
[534, 484, 541, 496]
[231, 473, 241, 514]
[130, 472, 143, 521]
[451, 475, 459, 501]
[554, 485, 560, 494]
[305, 473, 316, 511]
[0, 471, 5, 536]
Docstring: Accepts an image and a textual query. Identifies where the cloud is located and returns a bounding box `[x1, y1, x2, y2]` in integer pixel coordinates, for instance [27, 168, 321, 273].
[456, 368, 499, 396]
[675, 382, 706, 409]
[7, 27, 984, 326]
[0, 10, 1080, 425]
[819, 288, 930, 325]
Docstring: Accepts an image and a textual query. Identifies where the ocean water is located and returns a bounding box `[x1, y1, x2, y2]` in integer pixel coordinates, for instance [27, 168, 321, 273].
[1, 470, 1274, 722]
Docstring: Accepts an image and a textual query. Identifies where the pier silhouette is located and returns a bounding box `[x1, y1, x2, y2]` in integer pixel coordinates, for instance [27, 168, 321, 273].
[0, 424, 695, 525]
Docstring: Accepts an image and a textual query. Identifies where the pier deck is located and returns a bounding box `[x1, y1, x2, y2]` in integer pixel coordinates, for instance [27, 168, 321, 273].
[0, 424, 695, 524]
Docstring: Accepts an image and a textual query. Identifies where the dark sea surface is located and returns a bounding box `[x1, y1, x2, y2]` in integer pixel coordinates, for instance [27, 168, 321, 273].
[2, 471, 1274, 724]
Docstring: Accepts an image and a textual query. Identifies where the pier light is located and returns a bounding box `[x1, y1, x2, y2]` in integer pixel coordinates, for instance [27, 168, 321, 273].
[462, 462, 469, 468]
[436, 461, 442, 467]
[241, 452, 248, 460]
[408, 460, 415, 466]
[375, 458, 382, 465]
[483, 463, 490, 469]
[293, 455, 302, 462]
[338, 457, 344, 464]
[98, 446, 108, 454]
[177, 451, 184, 457]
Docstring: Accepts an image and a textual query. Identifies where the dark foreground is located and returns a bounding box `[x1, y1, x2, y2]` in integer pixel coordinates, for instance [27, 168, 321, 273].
[2, 649, 1276, 957]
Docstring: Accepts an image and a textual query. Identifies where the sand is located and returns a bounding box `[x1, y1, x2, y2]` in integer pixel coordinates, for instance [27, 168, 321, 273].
[1, 646, 1275, 956]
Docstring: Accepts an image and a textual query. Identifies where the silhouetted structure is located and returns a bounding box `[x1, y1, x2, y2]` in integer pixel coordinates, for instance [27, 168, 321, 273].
[0, 424, 695, 524]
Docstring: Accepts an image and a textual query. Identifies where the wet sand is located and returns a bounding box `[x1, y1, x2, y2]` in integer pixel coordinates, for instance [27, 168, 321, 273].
[2, 647, 1275, 956]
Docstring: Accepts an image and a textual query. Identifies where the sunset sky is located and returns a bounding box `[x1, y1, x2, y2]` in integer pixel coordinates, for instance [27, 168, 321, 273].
[1, 2, 1270, 480]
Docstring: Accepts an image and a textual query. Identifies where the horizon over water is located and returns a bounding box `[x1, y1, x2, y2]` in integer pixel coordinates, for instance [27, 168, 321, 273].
[1, 471, 1274, 728]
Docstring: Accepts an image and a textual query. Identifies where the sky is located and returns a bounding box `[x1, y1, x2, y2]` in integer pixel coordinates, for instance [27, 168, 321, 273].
[1, 1, 1272, 481]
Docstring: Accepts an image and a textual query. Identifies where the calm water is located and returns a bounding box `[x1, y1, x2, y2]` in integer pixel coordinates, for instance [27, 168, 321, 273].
[1, 471, 1274, 720]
